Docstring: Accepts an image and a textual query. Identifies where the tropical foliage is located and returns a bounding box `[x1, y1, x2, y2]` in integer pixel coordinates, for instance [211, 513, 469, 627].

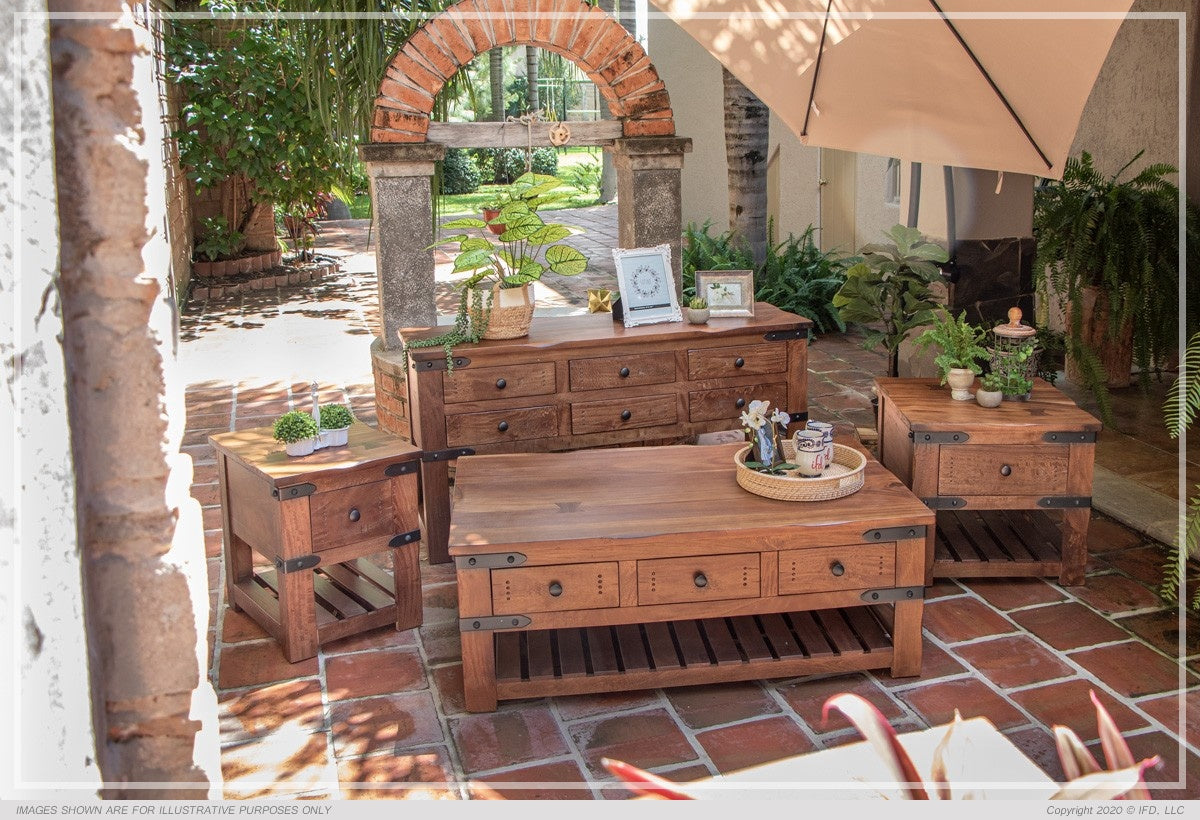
[833, 224, 948, 377]
[913, 309, 989, 384]
[1161, 331, 1200, 611]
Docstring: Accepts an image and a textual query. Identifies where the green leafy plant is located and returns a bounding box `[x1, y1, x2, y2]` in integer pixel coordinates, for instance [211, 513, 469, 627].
[1034, 150, 1191, 423]
[440, 148, 482, 196]
[1161, 331, 1200, 610]
[833, 224, 948, 377]
[990, 341, 1036, 398]
[913, 309, 988, 384]
[272, 411, 318, 445]
[318, 404, 354, 430]
[687, 295, 708, 310]
[681, 221, 754, 300]
[979, 373, 1005, 393]
[562, 156, 602, 203]
[193, 215, 245, 263]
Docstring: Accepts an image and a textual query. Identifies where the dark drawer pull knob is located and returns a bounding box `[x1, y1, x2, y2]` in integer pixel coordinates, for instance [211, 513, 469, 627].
[619, 366, 630, 378]
[1000, 464, 1012, 477]
[734, 357, 745, 368]
[495, 378, 506, 389]
[621, 409, 632, 421]
[548, 582, 563, 597]
[497, 421, 509, 432]
[735, 398, 746, 409]
[830, 561, 845, 577]
[348, 508, 361, 523]
[694, 572, 708, 588]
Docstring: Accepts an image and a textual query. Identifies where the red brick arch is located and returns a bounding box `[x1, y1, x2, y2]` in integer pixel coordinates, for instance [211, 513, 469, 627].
[371, 0, 674, 143]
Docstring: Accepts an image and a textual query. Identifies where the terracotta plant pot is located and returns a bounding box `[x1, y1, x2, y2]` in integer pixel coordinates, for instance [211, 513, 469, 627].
[946, 368, 976, 401]
[482, 208, 506, 236]
[1065, 285, 1134, 388]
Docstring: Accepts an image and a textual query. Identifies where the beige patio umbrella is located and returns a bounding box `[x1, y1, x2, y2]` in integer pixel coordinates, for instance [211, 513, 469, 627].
[652, 0, 1133, 180]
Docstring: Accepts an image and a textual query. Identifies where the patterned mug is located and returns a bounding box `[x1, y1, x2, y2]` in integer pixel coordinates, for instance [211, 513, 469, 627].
[806, 420, 835, 467]
[792, 430, 826, 477]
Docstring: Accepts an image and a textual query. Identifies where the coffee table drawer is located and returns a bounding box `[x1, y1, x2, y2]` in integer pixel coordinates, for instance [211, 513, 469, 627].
[568, 352, 676, 391]
[492, 562, 620, 614]
[689, 382, 788, 423]
[447, 405, 557, 446]
[778, 544, 896, 595]
[570, 394, 678, 435]
[442, 363, 556, 404]
[687, 343, 784, 380]
[938, 445, 1069, 496]
[307, 479, 398, 551]
[637, 553, 760, 606]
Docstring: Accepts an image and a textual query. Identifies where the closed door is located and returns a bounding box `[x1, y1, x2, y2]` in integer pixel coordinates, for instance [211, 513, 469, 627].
[819, 148, 857, 255]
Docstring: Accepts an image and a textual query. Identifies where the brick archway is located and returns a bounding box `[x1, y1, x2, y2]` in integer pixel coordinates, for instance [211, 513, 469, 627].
[371, 0, 674, 142]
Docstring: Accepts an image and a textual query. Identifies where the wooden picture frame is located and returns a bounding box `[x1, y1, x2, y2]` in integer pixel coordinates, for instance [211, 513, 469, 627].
[611, 244, 682, 327]
[696, 270, 755, 317]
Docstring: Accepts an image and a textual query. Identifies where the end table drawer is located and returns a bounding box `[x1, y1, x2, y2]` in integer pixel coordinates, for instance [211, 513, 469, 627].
[492, 562, 620, 614]
[442, 363, 556, 403]
[689, 383, 787, 423]
[687, 343, 785, 380]
[309, 480, 399, 551]
[778, 544, 895, 595]
[637, 553, 760, 606]
[570, 394, 678, 435]
[938, 445, 1069, 496]
[447, 405, 558, 446]
[569, 352, 676, 391]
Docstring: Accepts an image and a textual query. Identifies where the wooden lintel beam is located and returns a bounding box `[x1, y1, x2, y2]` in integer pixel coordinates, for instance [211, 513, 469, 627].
[426, 121, 622, 149]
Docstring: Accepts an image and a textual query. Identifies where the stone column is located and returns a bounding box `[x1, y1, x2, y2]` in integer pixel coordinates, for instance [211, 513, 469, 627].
[359, 143, 445, 347]
[611, 137, 693, 294]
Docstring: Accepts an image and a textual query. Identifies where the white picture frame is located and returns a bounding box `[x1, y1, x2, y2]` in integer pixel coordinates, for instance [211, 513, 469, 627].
[611, 244, 682, 327]
[695, 270, 755, 317]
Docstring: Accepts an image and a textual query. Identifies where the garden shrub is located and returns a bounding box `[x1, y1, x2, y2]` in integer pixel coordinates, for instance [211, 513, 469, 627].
[441, 148, 481, 195]
[492, 147, 557, 183]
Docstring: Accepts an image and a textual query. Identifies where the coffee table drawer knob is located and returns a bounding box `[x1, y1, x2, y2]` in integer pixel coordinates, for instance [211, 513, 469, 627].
[735, 398, 746, 409]
[734, 357, 745, 368]
[830, 561, 845, 577]
[621, 409, 632, 421]
[495, 378, 506, 389]
[693, 571, 708, 588]
[619, 367, 631, 378]
[548, 581, 563, 597]
[497, 421, 509, 432]
[1000, 464, 1012, 476]
[348, 508, 360, 523]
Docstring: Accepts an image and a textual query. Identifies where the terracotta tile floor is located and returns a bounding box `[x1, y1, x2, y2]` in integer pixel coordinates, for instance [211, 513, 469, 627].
[184, 212, 1197, 800]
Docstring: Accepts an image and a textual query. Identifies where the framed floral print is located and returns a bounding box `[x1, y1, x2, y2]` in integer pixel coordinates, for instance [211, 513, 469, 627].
[611, 244, 682, 327]
[695, 270, 755, 317]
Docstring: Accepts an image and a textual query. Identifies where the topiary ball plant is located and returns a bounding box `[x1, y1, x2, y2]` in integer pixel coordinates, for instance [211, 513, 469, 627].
[273, 411, 318, 444]
[318, 403, 354, 430]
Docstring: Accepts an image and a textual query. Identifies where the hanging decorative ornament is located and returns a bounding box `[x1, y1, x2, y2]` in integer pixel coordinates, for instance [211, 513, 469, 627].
[549, 122, 572, 147]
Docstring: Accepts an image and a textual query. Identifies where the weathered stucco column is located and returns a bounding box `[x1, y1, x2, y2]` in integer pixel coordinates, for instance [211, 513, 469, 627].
[610, 137, 693, 294]
[49, 0, 218, 797]
[360, 143, 445, 344]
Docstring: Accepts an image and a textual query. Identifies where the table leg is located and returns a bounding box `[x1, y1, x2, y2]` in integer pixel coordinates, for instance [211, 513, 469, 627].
[217, 455, 249, 612]
[421, 459, 452, 564]
[1058, 508, 1089, 586]
[278, 498, 319, 662]
[890, 598, 924, 677]
[461, 630, 498, 712]
[391, 542, 423, 631]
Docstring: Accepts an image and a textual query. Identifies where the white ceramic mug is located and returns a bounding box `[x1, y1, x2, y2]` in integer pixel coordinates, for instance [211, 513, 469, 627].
[806, 420, 835, 467]
[793, 430, 826, 477]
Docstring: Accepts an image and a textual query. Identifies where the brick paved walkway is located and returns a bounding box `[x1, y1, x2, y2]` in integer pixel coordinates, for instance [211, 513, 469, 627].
[184, 211, 1198, 800]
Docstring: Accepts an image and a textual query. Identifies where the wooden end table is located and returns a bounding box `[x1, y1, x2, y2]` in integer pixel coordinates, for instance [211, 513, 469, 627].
[449, 441, 934, 712]
[875, 378, 1101, 586]
[209, 423, 424, 662]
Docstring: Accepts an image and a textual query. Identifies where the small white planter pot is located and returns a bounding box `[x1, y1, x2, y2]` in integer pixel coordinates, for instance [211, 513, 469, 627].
[284, 438, 316, 457]
[685, 307, 710, 325]
[975, 388, 1003, 408]
[946, 368, 976, 401]
[318, 426, 350, 448]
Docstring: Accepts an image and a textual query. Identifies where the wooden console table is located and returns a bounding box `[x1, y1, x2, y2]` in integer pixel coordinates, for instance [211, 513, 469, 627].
[875, 378, 1101, 586]
[449, 442, 933, 712]
[210, 423, 424, 661]
[400, 303, 812, 564]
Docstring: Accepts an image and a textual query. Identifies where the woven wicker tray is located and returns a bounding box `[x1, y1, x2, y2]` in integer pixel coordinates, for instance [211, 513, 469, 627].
[734, 441, 867, 501]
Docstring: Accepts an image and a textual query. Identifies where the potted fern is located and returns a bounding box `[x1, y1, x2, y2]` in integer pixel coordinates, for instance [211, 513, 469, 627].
[913, 309, 988, 400]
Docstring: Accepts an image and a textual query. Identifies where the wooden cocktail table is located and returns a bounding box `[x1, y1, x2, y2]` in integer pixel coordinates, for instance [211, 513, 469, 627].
[449, 442, 934, 712]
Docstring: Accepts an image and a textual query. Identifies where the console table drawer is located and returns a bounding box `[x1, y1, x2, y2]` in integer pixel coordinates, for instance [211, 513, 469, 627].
[308, 480, 400, 551]
[778, 544, 896, 595]
[570, 394, 678, 435]
[442, 363, 556, 404]
[689, 383, 788, 423]
[569, 352, 676, 391]
[687, 343, 784, 380]
[492, 562, 620, 614]
[938, 445, 1069, 496]
[447, 405, 558, 446]
[637, 553, 760, 606]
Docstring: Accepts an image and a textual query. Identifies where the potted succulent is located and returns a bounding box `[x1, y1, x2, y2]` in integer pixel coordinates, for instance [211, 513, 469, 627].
[429, 172, 589, 342]
[913, 309, 988, 400]
[685, 295, 710, 324]
[833, 224, 948, 378]
[317, 403, 354, 448]
[273, 410, 318, 457]
[975, 373, 1004, 408]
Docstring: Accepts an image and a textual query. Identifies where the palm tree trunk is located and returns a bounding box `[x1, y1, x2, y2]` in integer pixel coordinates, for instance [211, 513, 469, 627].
[525, 46, 539, 114]
[722, 67, 769, 267]
[489, 48, 505, 121]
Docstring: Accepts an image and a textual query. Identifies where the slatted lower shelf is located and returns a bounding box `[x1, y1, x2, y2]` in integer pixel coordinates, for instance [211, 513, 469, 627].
[233, 556, 397, 644]
[933, 508, 1064, 577]
[492, 607, 897, 701]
